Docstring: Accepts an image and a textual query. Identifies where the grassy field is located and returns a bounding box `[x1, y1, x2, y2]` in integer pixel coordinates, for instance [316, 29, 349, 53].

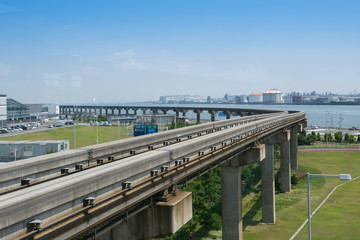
[203, 150, 360, 240]
[1, 125, 170, 149]
[1, 126, 130, 149]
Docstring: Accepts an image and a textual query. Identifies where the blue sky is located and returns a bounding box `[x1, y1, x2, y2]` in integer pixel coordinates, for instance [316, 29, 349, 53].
[0, 0, 359, 104]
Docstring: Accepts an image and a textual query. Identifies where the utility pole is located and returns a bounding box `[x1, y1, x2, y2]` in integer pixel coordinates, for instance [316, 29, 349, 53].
[339, 112, 344, 144]
[326, 112, 328, 148]
[74, 123, 76, 149]
[117, 120, 120, 140]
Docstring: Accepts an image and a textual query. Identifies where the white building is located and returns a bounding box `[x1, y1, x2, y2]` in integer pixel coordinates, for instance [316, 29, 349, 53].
[0, 94, 6, 127]
[0, 140, 70, 162]
[248, 93, 263, 103]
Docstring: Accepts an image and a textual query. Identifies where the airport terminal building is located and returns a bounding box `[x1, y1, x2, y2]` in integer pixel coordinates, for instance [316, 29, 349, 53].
[0, 94, 33, 127]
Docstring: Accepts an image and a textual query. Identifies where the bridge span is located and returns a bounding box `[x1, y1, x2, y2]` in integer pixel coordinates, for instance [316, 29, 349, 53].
[59, 104, 284, 122]
[0, 108, 306, 240]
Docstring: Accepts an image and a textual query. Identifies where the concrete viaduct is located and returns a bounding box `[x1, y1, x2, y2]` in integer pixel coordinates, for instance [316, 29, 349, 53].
[59, 105, 284, 123]
[0, 107, 306, 240]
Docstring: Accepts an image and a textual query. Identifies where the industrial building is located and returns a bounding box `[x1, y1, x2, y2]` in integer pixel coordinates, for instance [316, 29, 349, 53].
[138, 114, 175, 126]
[159, 95, 205, 104]
[248, 93, 263, 103]
[108, 115, 138, 125]
[0, 140, 70, 162]
[263, 90, 283, 104]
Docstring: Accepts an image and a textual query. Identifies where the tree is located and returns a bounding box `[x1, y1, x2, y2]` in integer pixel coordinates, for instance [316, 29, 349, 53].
[306, 131, 317, 145]
[334, 132, 343, 143]
[347, 135, 356, 144]
[324, 132, 333, 142]
[298, 130, 309, 145]
[317, 133, 321, 141]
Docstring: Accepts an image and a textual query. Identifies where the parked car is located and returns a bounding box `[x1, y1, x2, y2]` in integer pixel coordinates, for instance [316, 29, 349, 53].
[20, 125, 29, 130]
[54, 122, 64, 127]
[48, 124, 54, 128]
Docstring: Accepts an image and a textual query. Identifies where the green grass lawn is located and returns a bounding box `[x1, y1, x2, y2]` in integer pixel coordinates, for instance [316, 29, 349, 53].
[1, 126, 129, 149]
[1, 125, 170, 149]
[203, 150, 360, 240]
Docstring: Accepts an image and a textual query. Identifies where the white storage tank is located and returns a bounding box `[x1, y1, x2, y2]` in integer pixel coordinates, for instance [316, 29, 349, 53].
[263, 89, 282, 104]
[248, 93, 263, 103]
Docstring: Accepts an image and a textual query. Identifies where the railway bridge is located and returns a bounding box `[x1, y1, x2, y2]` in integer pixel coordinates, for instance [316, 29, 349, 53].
[59, 104, 284, 123]
[0, 107, 306, 240]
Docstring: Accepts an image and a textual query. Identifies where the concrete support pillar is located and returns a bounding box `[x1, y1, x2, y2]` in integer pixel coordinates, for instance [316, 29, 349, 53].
[222, 166, 242, 240]
[194, 111, 201, 124]
[111, 108, 115, 115]
[262, 144, 276, 223]
[125, 108, 129, 116]
[208, 111, 216, 122]
[280, 140, 291, 192]
[175, 111, 179, 122]
[182, 111, 187, 120]
[290, 127, 298, 170]
[225, 111, 231, 119]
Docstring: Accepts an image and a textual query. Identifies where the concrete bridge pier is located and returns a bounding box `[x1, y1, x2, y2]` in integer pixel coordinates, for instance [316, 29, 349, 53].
[290, 124, 302, 171]
[221, 144, 265, 240]
[261, 143, 276, 223]
[208, 110, 216, 122]
[194, 110, 202, 124]
[264, 130, 291, 193]
[224, 111, 231, 119]
[280, 137, 291, 192]
[97, 191, 192, 240]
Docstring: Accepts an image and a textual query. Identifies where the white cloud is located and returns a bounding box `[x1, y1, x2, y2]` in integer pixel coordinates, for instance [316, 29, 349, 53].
[43, 73, 64, 80]
[119, 58, 144, 70]
[81, 66, 105, 75]
[107, 50, 147, 71]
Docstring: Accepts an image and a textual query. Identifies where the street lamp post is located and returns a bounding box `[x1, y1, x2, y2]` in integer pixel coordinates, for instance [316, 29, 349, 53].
[96, 115, 99, 144]
[74, 123, 76, 149]
[338, 112, 344, 144]
[325, 112, 330, 148]
[307, 173, 352, 240]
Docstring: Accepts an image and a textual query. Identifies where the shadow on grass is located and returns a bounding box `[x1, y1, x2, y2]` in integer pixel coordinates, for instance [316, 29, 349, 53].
[243, 196, 262, 230]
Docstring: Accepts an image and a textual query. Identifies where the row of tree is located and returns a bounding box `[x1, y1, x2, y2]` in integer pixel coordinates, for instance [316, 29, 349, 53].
[298, 130, 360, 145]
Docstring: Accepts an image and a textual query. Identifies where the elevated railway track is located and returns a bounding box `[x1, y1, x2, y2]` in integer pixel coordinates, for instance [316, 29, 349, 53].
[0, 110, 306, 240]
[0, 113, 286, 195]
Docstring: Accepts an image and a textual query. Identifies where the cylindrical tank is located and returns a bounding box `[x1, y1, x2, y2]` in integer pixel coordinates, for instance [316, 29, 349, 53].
[248, 93, 263, 103]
